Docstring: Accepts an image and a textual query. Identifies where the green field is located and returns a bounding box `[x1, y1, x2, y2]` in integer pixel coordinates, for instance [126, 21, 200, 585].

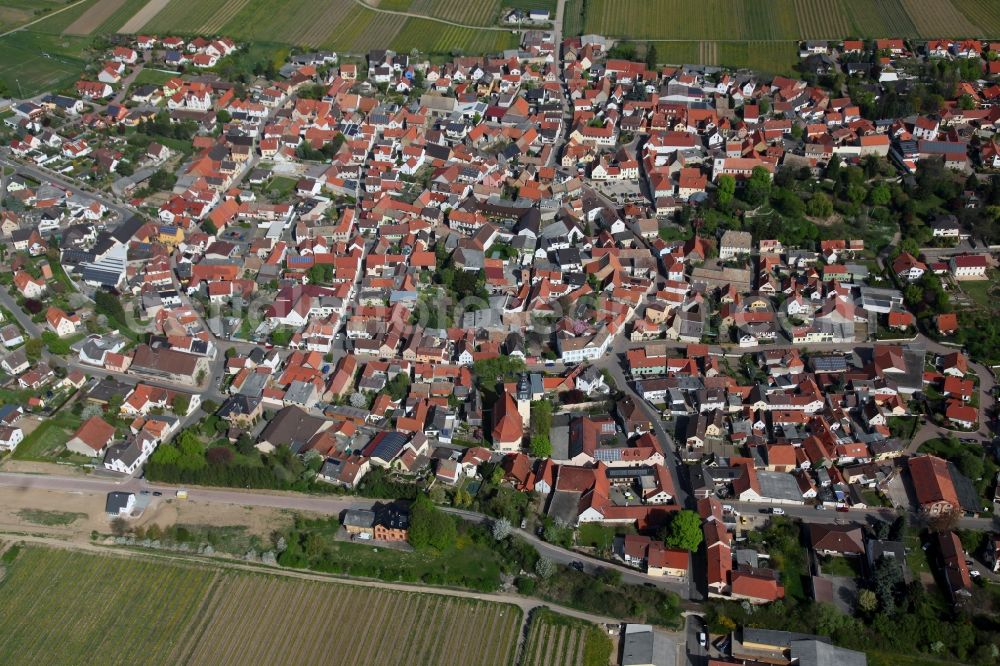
[523, 609, 612, 666]
[580, 0, 1000, 39]
[0, 545, 525, 666]
[0, 0, 99, 97]
[0, 546, 218, 664]
[128, 0, 521, 53]
[0, 0, 71, 33]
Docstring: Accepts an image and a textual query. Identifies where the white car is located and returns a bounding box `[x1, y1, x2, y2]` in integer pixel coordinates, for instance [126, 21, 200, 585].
[770, 508, 785, 515]
[970, 569, 981, 577]
[698, 632, 707, 648]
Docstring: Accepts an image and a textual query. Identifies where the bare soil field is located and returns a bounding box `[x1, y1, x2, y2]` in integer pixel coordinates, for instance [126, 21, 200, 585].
[63, 0, 127, 35]
[0, 485, 303, 545]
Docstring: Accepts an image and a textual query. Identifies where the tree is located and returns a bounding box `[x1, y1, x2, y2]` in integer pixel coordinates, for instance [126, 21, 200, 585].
[530, 399, 552, 437]
[716, 174, 736, 208]
[385, 373, 410, 401]
[172, 394, 190, 415]
[149, 170, 177, 191]
[825, 154, 841, 180]
[807, 192, 834, 219]
[535, 557, 555, 579]
[868, 183, 892, 206]
[349, 391, 367, 409]
[408, 495, 455, 551]
[491, 517, 512, 541]
[924, 508, 960, 533]
[645, 43, 658, 70]
[95, 290, 129, 330]
[216, 109, 232, 123]
[663, 510, 703, 551]
[857, 588, 879, 614]
[236, 433, 255, 456]
[206, 446, 234, 465]
[41, 331, 70, 355]
[115, 160, 134, 177]
[110, 517, 128, 536]
[744, 167, 772, 207]
[24, 338, 43, 362]
[530, 434, 552, 458]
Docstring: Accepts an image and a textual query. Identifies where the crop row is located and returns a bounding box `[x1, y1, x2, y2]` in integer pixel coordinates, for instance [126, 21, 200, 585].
[0, 547, 215, 665]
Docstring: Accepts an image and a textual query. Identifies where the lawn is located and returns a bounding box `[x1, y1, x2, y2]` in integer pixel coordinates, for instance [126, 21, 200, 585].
[0, 0, 70, 33]
[0, 30, 90, 97]
[12, 410, 86, 462]
[958, 272, 1000, 314]
[904, 530, 930, 577]
[819, 554, 862, 578]
[132, 67, 179, 86]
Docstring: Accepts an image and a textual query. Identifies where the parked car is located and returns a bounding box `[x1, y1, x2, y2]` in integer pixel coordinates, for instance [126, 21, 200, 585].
[970, 569, 981, 577]
[814, 504, 826, 510]
[570, 561, 584, 571]
[770, 507, 785, 515]
[836, 506, 850, 513]
[698, 632, 707, 648]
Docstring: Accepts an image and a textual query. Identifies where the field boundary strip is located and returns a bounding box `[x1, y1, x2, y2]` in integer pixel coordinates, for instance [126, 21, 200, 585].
[119, 0, 172, 33]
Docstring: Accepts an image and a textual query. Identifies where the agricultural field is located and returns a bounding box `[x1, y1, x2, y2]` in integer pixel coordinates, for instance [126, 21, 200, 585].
[0, 0, 70, 33]
[120, 0, 520, 53]
[63, 0, 150, 35]
[0, 546, 218, 665]
[187, 576, 523, 665]
[580, 0, 1000, 40]
[0, 544, 525, 666]
[0, 29, 90, 97]
[523, 609, 612, 666]
[642, 40, 798, 75]
[389, 17, 519, 55]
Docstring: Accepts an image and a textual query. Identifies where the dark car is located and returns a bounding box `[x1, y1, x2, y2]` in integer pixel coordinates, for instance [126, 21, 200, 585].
[570, 561, 584, 571]
[836, 506, 849, 513]
[152, 491, 162, 497]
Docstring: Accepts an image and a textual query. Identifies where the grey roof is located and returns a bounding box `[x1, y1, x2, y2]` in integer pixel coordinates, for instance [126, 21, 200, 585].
[741, 628, 824, 650]
[105, 491, 133, 514]
[757, 471, 805, 502]
[622, 624, 675, 666]
[104, 440, 142, 468]
[342, 509, 375, 528]
[790, 639, 867, 666]
[87, 377, 132, 403]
